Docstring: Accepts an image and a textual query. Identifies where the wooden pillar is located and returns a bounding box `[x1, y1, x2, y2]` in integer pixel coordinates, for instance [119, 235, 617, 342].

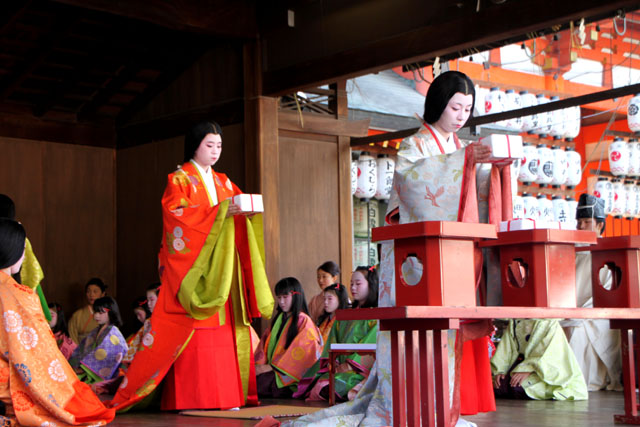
[244, 41, 280, 285]
[331, 81, 354, 274]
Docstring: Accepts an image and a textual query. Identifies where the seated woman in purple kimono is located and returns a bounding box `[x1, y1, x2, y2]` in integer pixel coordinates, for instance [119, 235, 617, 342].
[69, 296, 128, 392]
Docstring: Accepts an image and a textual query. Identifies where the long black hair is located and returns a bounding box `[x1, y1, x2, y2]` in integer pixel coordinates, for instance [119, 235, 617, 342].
[271, 277, 309, 350]
[423, 71, 475, 125]
[0, 194, 16, 220]
[48, 302, 69, 335]
[351, 266, 379, 309]
[183, 121, 223, 163]
[317, 283, 350, 326]
[0, 218, 25, 270]
[93, 296, 123, 328]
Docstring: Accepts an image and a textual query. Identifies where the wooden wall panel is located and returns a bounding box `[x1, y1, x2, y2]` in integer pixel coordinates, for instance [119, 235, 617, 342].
[0, 138, 115, 318]
[43, 143, 116, 312]
[277, 135, 342, 301]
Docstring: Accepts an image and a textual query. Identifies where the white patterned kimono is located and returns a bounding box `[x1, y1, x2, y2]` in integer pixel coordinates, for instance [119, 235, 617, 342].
[285, 124, 493, 427]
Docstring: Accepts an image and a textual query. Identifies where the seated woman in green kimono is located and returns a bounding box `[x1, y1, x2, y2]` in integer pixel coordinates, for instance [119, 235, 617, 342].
[491, 319, 588, 401]
[293, 266, 379, 402]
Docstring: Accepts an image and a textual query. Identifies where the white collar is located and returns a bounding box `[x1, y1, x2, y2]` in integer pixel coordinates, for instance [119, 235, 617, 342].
[427, 124, 452, 144]
[190, 159, 211, 176]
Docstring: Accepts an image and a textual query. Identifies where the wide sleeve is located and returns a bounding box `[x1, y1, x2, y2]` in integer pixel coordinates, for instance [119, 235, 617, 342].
[490, 320, 519, 375]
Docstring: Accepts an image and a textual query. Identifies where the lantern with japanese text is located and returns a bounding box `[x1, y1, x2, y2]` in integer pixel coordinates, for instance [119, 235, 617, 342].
[518, 143, 539, 183]
[550, 146, 567, 186]
[594, 177, 613, 215]
[565, 146, 582, 187]
[535, 144, 554, 185]
[375, 154, 395, 200]
[627, 94, 640, 132]
[609, 137, 629, 177]
[355, 152, 377, 200]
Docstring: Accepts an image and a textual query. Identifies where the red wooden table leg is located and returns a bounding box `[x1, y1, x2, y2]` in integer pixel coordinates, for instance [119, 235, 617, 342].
[433, 330, 450, 427]
[420, 330, 435, 427]
[391, 330, 406, 427]
[405, 330, 421, 425]
[614, 329, 640, 424]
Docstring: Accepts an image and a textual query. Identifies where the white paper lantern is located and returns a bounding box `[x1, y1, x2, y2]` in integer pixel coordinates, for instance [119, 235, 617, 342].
[351, 159, 358, 196]
[474, 86, 490, 117]
[594, 177, 613, 215]
[522, 193, 539, 220]
[550, 146, 567, 186]
[609, 137, 629, 177]
[537, 194, 553, 221]
[375, 155, 395, 200]
[565, 147, 582, 187]
[518, 143, 539, 183]
[611, 178, 626, 217]
[566, 196, 578, 227]
[355, 152, 377, 200]
[532, 94, 550, 134]
[552, 196, 569, 223]
[503, 89, 523, 131]
[548, 96, 564, 137]
[625, 180, 636, 217]
[535, 144, 554, 185]
[563, 107, 581, 139]
[628, 94, 640, 132]
[485, 87, 507, 127]
[628, 139, 640, 177]
[520, 90, 538, 132]
[513, 195, 524, 219]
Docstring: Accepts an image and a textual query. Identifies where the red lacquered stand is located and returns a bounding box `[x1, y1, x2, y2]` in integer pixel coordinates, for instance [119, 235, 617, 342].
[372, 221, 497, 307]
[577, 236, 640, 424]
[480, 229, 597, 307]
[337, 306, 640, 427]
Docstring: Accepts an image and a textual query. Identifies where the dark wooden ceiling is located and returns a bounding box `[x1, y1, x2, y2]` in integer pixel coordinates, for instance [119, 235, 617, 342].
[2, 0, 640, 148]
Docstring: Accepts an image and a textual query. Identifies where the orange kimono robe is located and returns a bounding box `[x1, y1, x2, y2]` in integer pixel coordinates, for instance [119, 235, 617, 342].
[0, 271, 114, 426]
[255, 312, 323, 389]
[109, 161, 273, 411]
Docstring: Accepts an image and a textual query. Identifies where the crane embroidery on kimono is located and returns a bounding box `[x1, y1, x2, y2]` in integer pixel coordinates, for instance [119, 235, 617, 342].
[425, 185, 444, 207]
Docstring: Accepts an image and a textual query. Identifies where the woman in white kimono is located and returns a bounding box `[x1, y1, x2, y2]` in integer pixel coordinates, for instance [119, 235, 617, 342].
[284, 71, 512, 427]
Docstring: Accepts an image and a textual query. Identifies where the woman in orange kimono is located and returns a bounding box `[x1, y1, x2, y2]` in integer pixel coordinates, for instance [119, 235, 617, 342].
[109, 121, 274, 411]
[0, 218, 115, 426]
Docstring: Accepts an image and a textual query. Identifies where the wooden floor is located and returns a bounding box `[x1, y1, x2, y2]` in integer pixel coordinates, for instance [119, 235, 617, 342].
[108, 391, 629, 426]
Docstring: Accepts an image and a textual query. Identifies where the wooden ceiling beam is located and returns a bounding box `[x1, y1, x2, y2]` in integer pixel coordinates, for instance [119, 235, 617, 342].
[77, 64, 141, 122]
[0, 111, 115, 148]
[48, 0, 257, 39]
[261, 0, 640, 96]
[116, 98, 244, 149]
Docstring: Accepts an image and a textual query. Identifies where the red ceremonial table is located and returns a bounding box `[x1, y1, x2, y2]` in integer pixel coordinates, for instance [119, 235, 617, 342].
[353, 221, 640, 426]
[336, 306, 640, 427]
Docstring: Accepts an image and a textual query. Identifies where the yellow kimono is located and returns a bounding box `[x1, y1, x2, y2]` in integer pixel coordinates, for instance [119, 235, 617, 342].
[0, 271, 114, 426]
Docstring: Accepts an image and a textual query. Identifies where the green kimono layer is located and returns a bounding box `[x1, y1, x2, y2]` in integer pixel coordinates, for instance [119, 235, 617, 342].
[491, 319, 588, 400]
[294, 319, 377, 400]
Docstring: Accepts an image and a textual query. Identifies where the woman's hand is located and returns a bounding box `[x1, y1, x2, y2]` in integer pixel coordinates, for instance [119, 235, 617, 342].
[226, 203, 242, 217]
[493, 373, 505, 389]
[469, 142, 492, 164]
[510, 371, 531, 387]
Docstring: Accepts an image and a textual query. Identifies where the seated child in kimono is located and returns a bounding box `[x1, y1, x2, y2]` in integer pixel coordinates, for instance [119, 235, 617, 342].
[308, 261, 341, 322]
[69, 296, 128, 394]
[123, 282, 159, 365]
[125, 296, 150, 339]
[48, 302, 77, 359]
[317, 283, 350, 343]
[255, 277, 323, 398]
[294, 266, 379, 402]
[491, 319, 588, 401]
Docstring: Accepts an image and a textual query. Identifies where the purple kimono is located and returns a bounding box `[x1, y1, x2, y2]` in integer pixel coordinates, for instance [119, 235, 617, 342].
[69, 324, 128, 382]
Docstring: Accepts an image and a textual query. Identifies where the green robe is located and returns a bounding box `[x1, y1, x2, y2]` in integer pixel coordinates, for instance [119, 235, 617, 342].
[294, 319, 377, 400]
[491, 319, 588, 400]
